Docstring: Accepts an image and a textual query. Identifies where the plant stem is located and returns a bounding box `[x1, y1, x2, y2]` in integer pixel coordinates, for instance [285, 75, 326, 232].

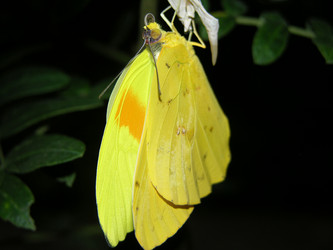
[288, 25, 315, 39]
[235, 16, 264, 27]
[214, 11, 316, 39]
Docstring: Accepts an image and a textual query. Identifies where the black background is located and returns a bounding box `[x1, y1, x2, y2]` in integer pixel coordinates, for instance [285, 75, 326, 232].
[0, 0, 332, 249]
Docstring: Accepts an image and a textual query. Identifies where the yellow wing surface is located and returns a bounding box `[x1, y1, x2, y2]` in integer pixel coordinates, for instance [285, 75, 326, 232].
[96, 49, 154, 246]
[132, 22, 231, 249]
[133, 132, 194, 249]
[96, 18, 230, 250]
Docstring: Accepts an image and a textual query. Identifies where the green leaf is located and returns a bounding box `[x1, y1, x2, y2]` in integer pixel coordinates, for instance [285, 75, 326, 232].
[0, 172, 35, 230]
[5, 135, 85, 174]
[0, 95, 102, 139]
[252, 12, 289, 65]
[60, 76, 91, 97]
[57, 172, 76, 187]
[222, 0, 247, 16]
[0, 67, 70, 107]
[307, 18, 333, 64]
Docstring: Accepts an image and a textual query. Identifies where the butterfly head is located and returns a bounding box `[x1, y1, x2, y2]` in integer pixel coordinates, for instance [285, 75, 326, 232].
[143, 13, 163, 45]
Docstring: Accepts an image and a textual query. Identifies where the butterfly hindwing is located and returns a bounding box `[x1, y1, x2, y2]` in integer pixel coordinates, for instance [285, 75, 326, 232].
[133, 28, 196, 250]
[190, 56, 231, 185]
[133, 132, 194, 250]
[143, 33, 198, 206]
[144, 30, 230, 206]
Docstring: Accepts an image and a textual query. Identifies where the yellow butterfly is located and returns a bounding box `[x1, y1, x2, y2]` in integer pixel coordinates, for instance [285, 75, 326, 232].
[96, 12, 230, 250]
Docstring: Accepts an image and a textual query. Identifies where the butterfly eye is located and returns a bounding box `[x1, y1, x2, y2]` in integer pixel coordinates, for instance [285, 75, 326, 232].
[149, 29, 162, 43]
[142, 28, 162, 45]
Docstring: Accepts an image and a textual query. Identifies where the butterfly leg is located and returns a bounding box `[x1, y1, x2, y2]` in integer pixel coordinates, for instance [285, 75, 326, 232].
[188, 19, 206, 49]
[160, 5, 173, 29]
[160, 5, 179, 33]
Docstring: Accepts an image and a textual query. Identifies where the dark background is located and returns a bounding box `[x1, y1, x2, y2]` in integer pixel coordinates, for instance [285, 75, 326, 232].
[1, 0, 332, 249]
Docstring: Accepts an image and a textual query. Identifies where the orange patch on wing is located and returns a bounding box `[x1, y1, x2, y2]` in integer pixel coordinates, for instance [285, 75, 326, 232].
[116, 90, 146, 141]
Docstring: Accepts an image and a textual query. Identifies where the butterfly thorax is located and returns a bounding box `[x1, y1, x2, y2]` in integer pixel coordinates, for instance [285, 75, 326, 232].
[159, 31, 195, 65]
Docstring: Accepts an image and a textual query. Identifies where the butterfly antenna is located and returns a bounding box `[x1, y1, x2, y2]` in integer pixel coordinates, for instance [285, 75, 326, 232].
[98, 41, 147, 99]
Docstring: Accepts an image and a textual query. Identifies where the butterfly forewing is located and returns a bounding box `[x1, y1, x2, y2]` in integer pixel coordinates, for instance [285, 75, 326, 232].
[96, 49, 154, 247]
